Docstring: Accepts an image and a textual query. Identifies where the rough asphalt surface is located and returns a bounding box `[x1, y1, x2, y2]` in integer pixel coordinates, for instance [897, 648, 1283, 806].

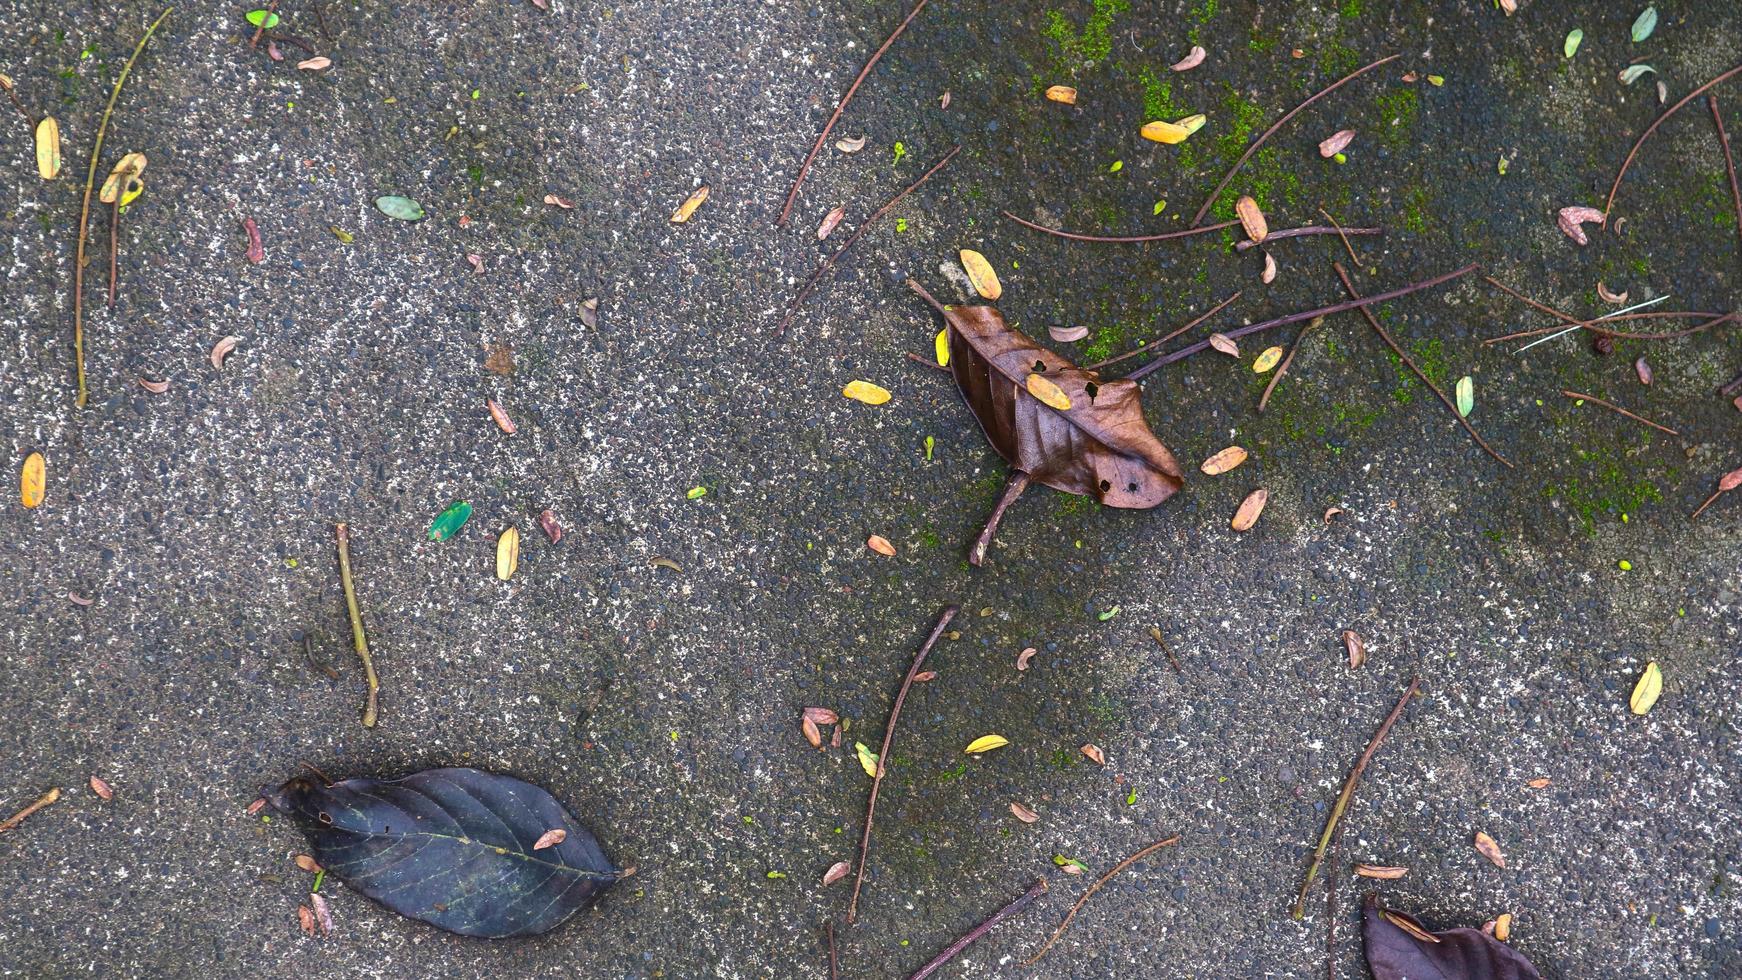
[3, 1, 1740, 977]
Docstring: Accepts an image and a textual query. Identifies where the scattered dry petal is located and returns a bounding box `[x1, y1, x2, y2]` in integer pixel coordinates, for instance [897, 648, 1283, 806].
[843, 380, 892, 405]
[801, 716, 823, 748]
[242, 217, 265, 264]
[1635, 357, 1653, 386]
[1354, 864, 1408, 880]
[1010, 801, 1039, 823]
[1208, 333, 1239, 357]
[247, 797, 268, 816]
[137, 377, 170, 394]
[803, 706, 839, 726]
[1556, 206, 1604, 246]
[1401, 70, 1419, 83]
[1260, 251, 1277, 284]
[466, 253, 485, 274]
[1597, 281, 1629, 304]
[1526, 777, 1552, 789]
[1049, 324, 1089, 343]
[68, 592, 94, 606]
[1080, 743, 1106, 766]
[1319, 129, 1356, 158]
[1025, 372, 1072, 410]
[816, 205, 846, 240]
[580, 297, 600, 329]
[938, 91, 950, 109]
[537, 509, 563, 543]
[1342, 629, 1367, 669]
[543, 193, 574, 209]
[649, 556, 683, 573]
[822, 861, 850, 886]
[670, 185, 710, 223]
[295, 854, 322, 873]
[866, 534, 897, 557]
[1059, 861, 1085, 876]
[835, 135, 867, 153]
[913, 670, 937, 682]
[89, 776, 113, 801]
[1044, 85, 1078, 105]
[959, 248, 1003, 300]
[533, 828, 568, 850]
[1495, 913, 1513, 941]
[296, 56, 332, 70]
[1231, 488, 1268, 531]
[1474, 830, 1507, 868]
[210, 336, 239, 369]
[1497, 0, 1516, 14]
[1723, 467, 1742, 492]
[1323, 506, 1346, 523]
[1016, 647, 1036, 670]
[486, 398, 517, 435]
[1170, 45, 1206, 71]
[298, 905, 316, 936]
[1629, 661, 1663, 715]
[1200, 446, 1248, 475]
[310, 893, 334, 935]
[1235, 195, 1269, 242]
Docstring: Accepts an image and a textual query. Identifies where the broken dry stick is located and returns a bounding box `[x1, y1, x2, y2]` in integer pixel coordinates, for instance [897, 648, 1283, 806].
[908, 878, 1048, 980]
[1259, 316, 1324, 413]
[1335, 263, 1513, 468]
[334, 523, 380, 728]
[848, 604, 959, 923]
[826, 919, 838, 980]
[1292, 676, 1420, 919]
[1561, 390, 1680, 436]
[1003, 210, 1239, 243]
[1482, 277, 1729, 342]
[1605, 62, 1742, 220]
[1025, 835, 1180, 966]
[1083, 289, 1243, 371]
[1710, 94, 1742, 261]
[1231, 224, 1381, 252]
[969, 472, 1031, 566]
[0, 787, 62, 833]
[776, 0, 932, 225]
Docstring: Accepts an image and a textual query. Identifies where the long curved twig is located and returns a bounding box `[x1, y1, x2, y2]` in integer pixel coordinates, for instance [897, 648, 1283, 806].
[1482, 276, 1729, 342]
[1258, 314, 1324, 412]
[1082, 288, 1243, 370]
[335, 523, 380, 728]
[1604, 62, 1742, 220]
[1233, 224, 1381, 252]
[908, 878, 1048, 980]
[1336, 263, 1512, 468]
[776, 145, 960, 335]
[1024, 835, 1181, 966]
[1003, 211, 1239, 243]
[776, 0, 932, 225]
[1561, 390, 1680, 436]
[848, 605, 958, 923]
[1709, 94, 1742, 257]
[1123, 263, 1479, 382]
[1318, 207, 1364, 266]
[1190, 54, 1400, 226]
[75, 6, 172, 407]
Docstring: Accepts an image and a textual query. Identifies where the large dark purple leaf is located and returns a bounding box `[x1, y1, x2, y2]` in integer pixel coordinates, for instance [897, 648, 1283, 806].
[1363, 895, 1543, 980]
[264, 767, 624, 938]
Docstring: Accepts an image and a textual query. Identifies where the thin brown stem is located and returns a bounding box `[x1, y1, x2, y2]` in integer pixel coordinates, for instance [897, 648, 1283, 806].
[1325, 844, 1338, 980]
[1721, 371, 1742, 397]
[1124, 263, 1479, 383]
[1320, 207, 1364, 266]
[1561, 390, 1680, 436]
[1149, 627, 1182, 673]
[249, 0, 278, 49]
[1710, 94, 1742, 258]
[969, 472, 1031, 566]
[1025, 836, 1181, 966]
[776, 0, 932, 225]
[826, 920, 838, 980]
[1083, 289, 1243, 370]
[335, 523, 380, 728]
[1605, 62, 1742, 220]
[0, 788, 62, 833]
[1335, 264, 1512, 467]
[1003, 210, 1239, 243]
[3, 84, 35, 128]
[1292, 676, 1420, 919]
[1692, 488, 1726, 520]
[1233, 223, 1380, 253]
[908, 878, 1048, 980]
[776, 146, 960, 335]
[107, 200, 120, 308]
[849, 605, 959, 923]
[1258, 315, 1324, 412]
[1191, 54, 1400, 226]
[1482, 276, 1728, 342]
[905, 351, 950, 372]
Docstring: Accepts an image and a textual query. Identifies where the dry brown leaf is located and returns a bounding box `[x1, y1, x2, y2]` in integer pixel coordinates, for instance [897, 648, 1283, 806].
[298, 905, 316, 936]
[1016, 647, 1036, 671]
[822, 861, 850, 886]
[210, 336, 239, 369]
[670, 185, 710, 223]
[913, 670, 937, 682]
[1200, 446, 1248, 475]
[1044, 85, 1078, 105]
[295, 854, 322, 873]
[1597, 281, 1629, 304]
[816, 205, 846, 241]
[803, 706, 839, 726]
[1261, 251, 1278, 284]
[1343, 629, 1367, 669]
[537, 509, 563, 543]
[1384, 910, 1441, 943]
[1170, 45, 1206, 71]
[484, 345, 515, 375]
[310, 893, 334, 935]
[1319, 129, 1356, 158]
[1495, 913, 1513, 941]
[495, 526, 520, 581]
[89, 776, 113, 801]
[1354, 864, 1408, 880]
[533, 828, 568, 850]
[1024, 372, 1071, 410]
[1208, 333, 1239, 357]
[835, 135, 867, 153]
[137, 377, 170, 394]
[1323, 506, 1346, 523]
[960, 249, 1003, 300]
[486, 398, 517, 435]
[1010, 801, 1039, 823]
[296, 56, 332, 70]
[543, 193, 574, 209]
[1080, 743, 1106, 766]
[1236, 195, 1269, 242]
[247, 797, 268, 816]
[1474, 830, 1506, 868]
[866, 534, 897, 557]
[1634, 357, 1652, 386]
[1049, 324, 1089, 343]
[1498, 0, 1516, 13]
[580, 297, 600, 329]
[466, 253, 485, 275]
[1231, 488, 1268, 531]
[68, 592, 93, 607]
[939, 91, 951, 109]
[649, 556, 683, 573]
[1526, 777, 1552, 789]
[801, 716, 822, 748]
[1556, 206, 1604, 246]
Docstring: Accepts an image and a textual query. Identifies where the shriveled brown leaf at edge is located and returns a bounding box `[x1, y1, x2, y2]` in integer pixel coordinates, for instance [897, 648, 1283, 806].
[1016, 647, 1036, 670]
[803, 706, 839, 726]
[802, 716, 823, 748]
[1080, 743, 1106, 766]
[1201, 446, 1248, 475]
[866, 534, 897, 557]
[1355, 863, 1408, 879]
[89, 776, 114, 801]
[822, 861, 850, 885]
[533, 828, 568, 850]
[1343, 629, 1367, 669]
[1474, 830, 1507, 868]
[1010, 801, 1039, 822]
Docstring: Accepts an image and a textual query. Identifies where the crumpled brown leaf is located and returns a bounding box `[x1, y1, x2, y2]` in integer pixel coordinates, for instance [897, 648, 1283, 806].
[1364, 896, 1542, 979]
[1556, 206, 1604, 245]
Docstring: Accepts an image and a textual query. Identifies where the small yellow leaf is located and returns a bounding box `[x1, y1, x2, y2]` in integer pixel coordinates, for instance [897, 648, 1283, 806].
[21, 452, 46, 509]
[934, 329, 950, 367]
[1044, 85, 1078, 105]
[1140, 114, 1205, 143]
[1253, 345, 1284, 373]
[99, 153, 148, 204]
[964, 734, 1008, 754]
[1024, 373, 1071, 410]
[495, 526, 520, 581]
[842, 380, 892, 405]
[959, 249, 1002, 299]
[670, 184, 709, 223]
[35, 117, 61, 180]
[1629, 661, 1662, 715]
[855, 741, 879, 777]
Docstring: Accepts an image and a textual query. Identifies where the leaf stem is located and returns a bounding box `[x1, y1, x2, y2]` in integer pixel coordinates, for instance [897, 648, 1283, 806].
[74, 6, 171, 408]
[1292, 676, 1419, 919]
[1231, 223, 1380, 253]
[1083, 289, 1242, 371]
[1561, 389, 1680, 436]
[108, 200, 120, 308]
[1024, 835, 1180, 965]
[1003, 210, 1238, 243]
[335, 523, 380, 728]
[907, 878, 1048, 980]
[0, 787, 62, 833]
[848, 604, 958, 923]
[1258, 315, 1323, 413]
[968, 471, 1030, 566]
[1709, 94, 1742, 262]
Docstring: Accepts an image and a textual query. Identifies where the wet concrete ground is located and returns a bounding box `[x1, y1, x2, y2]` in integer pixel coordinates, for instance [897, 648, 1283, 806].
[2, 1, 1739, 977]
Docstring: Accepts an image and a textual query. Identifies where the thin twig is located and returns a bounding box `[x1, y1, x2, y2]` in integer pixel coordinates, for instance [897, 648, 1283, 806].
[1083, 289, 1243, 371]
[74, 6, 172, 408]
[1561, 390, 1680, 436]
[248, 0, 278, 49]
[1025, 835, 1181, 966]
[1292, 676, 1420, 919]
[905, 351, 950, 372]
[335, 523, 380, 728]
[776, 0, 932, 225]
[1482, 276, 1726, 342]
[1149, 627, 1182, 673]
[1605, 62, 1742, 220]
[1335, 263, 1513, 468]
[1710, 94, 1742, 259]
[1722, 371, 1742, 397]
[826, 920, 838, 980]
[908, 878, 1048, 980]
[848, 605, 959, 923]
[1191, 54, 1400, 226]
[1233, 223, 1380, 253]
[1123, 264, 1480, 383]
[0, 788, 62, 833]
[107, 200, 120, 308]
[3, 82, 35, 128]
[1325, 844, 1338, 980]
[1319, 207, 1363, 266]
[1003, 210, 1239, 243]
[312, 0, 333, 42]
[776, 146, 960, 335]
[1258, 315, 1324, 412]
[969, 472, 1031, 566]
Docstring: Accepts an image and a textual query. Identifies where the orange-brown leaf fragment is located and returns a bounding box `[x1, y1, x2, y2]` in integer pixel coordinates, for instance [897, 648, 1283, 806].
[1236, 195, 1269, 242]
[138, 377, 170, 394]
[1044, 85, 1078, 105]
[867, 534, 897, 557]
[801, 716, 823, 748]
[822, 861, 850, 886]
[89, 776, 113, 801]
[1010, 801, 1039, 823]
[533, 828, 568, 850]
[210, 336, 239, 369]
[1231, 488, 1268, 531]
[1474, 830, 1506, 868]
[295, 854, 322, 873]
[1080, 743, 1106, 766]
[1200, 446, 1248, 475]
[1355, 864, 1408, 879]
[670, 185, 710, 223]
[298, 905, 316, 936]
[1343, 629, 1366, 669]
[1526, 777, 1552, 789]
[486, 398, 517, 435]
[1025, 372, 1072, 410]
[20, 452, 45, 509]
[803, 706, 839, 725]
[816, 205, 846, 240]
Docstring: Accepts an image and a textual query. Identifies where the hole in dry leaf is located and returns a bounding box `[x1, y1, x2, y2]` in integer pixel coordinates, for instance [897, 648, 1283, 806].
[1127, 482, 1138, 493]
[1033, 360, 1047, 373]
[318, 811, 332, 824]
[1099, 479, 1111, 493]
[1085, 382, 1099, 400]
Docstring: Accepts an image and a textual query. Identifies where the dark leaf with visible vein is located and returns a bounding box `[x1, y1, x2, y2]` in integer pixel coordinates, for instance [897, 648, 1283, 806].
[263, 768, 624, 938]
[1364, 896, 1543, 980]
[937, 304, 1184, 508]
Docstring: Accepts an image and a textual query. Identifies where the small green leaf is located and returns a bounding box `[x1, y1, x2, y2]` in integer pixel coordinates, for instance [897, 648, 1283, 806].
[1333, 152, 1346, 164]
[686, 486, 707, 500]
[1630, 6, 1657, 43]
[1618, 559, 1633, 571]
[1108, 159, 1123, 173]
[1152, 199, 1167, 215]
[1455, 376, 1474, 418]
[427, 501, 472, 541]
[1426, 74, 1444, 87]
[923, 435, 935, 460]
[895, 217, 908, 233]
[892, 141, 906, 166]
[1497, 154, 1509, 175]
[1052, 854, 1088, 872]
[246, 9, 281, 29]
[1097, 605, 1120, 622]
[1564, 28, 1583, 58]
[329, 225, 353, 243]
[855, 742, 879, 778]
[766, 870, 786, 879]
[374, 195, 426, 221]
[1618, 64, 1656, 85]
[1125, 788, 1137, 805]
